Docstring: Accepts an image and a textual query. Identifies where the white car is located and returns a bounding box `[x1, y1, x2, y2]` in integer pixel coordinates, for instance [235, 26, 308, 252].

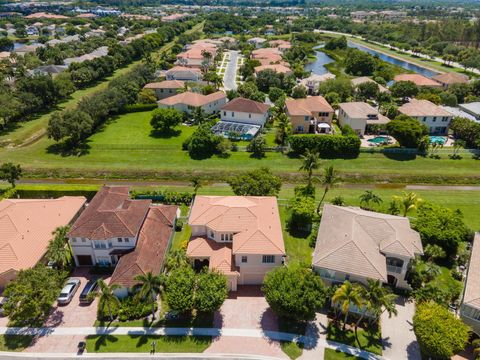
[57, 278, 81, 305]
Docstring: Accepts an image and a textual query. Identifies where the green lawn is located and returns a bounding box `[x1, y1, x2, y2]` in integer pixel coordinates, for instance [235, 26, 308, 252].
[281, 341, 304, 359]
[0, 335, 33, 351]
[279, 206, 312, 266]
[85, 335, 212, 353]
[324, 348, 360, 360]
[327, 323, 382, 355]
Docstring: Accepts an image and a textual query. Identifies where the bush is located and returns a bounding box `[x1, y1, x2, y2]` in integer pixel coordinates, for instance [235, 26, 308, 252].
[118, 296, 158, 322]
[122, 103, 158, 113]
[288, 196, 316, 231]
[175, 219, 184, 231]
[288, 134, 360, 158]
[132, 190, 193, 204]
[386, 115, 429, 148]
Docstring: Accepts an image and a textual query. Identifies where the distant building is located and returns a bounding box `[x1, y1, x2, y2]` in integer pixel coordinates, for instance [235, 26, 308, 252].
[165, 66, 202, 82]
[247, 37, 267, 48]
[393, 74, 442, 88]
[286, 96, 335, 134]
[300, 73, 335, 95]
[254, 64, 292, 75]
[143, 80, 184, 100]
[458, 102, 480, 122]
[338, 102, 390, 136]
[398, 99, 453, 135]
[351, 76, 390, 93]
[431, 72, 469, 90]
[158, 91, 227, 115]
[30, 64, 68, 77]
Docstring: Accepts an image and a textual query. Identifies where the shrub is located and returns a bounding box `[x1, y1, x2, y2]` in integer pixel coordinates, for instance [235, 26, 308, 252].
[132, 190, 193, 204]
[117, 296, 158, 322]
[288, 196, 316, 231]
[175, 219, 184, 231]
[122, 103, 158, 113]
[288, 134, 360, 158]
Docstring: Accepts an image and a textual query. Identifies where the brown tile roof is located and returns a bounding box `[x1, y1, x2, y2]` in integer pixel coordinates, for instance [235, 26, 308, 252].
[431, 72, 469, 85]
[463, 233, 480, 309]
[109, 205, 178, 287]
[339, 102, 390, 124]
[166, 66, 202, 75]
[394, 74, 441, 87]
[254, 64, 292, 74]
[398, 99, 454, 117]
[144, 80, 184, 89]
[0, 197, 86, 276]
[221, 97, 270, 114]
[313, 205, 423, 282]
[189, 196, 285, 255]
[25, 12, 69, 19]
[186, 237, 239, 276]
[159, 91, 226, 107]
[286, 96, 334, 116]
[68, 186, 150, 240]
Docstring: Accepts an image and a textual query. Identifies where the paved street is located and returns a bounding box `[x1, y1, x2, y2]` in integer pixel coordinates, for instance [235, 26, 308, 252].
[223, 50, 239, 91]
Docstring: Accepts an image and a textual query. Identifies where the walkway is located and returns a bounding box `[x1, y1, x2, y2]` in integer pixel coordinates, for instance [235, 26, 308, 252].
[223, 50, 239, 91]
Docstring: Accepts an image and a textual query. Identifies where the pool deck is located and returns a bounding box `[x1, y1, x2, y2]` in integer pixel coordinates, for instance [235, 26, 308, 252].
[360, 135, 454, 148]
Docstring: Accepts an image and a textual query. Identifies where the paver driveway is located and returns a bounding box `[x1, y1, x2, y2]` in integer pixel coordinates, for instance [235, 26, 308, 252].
[204, 286, 287, 359]
[25, 268, 107, 353]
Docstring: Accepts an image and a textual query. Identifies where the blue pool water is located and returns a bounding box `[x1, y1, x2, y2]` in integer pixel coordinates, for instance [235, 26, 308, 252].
[368, 136, 390, 144]
[429, 136, 446, 145]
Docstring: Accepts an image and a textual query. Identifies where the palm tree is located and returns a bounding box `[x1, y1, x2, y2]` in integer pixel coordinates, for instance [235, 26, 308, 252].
[190, 176, 202, 196]
[46, 226, 71, 269]
[299, 149, 320, 187]
[133, 272, 164, 320]
[332, 281, 363, 331]
[361, 279, 398, 326]
[274, 113, 292, 148]
[393, 192, 422, 217]
[95, 279, 121, 322]
[359, 190, 383, 210]
[317, 165, 340, 215]
[165, 249, 189, 272]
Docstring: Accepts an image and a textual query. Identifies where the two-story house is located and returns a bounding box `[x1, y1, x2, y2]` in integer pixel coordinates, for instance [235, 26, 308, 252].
[286, 96, 335, 134]
[158, 91, 227, 115]
[312, 204, 423, 290]
[165, 66, 203, 82]
[338, 102, 390, 136]
[186, 196, 286, 291]
[220, 97, 270, 127]
[460, 232, 480, 335]
[398, 99, 453, 135]
[143, 80, 185, 100]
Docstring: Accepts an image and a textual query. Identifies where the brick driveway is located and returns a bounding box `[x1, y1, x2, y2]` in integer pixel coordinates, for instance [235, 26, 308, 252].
[204, 285, 288, 359]
[25, 268, 107, 353]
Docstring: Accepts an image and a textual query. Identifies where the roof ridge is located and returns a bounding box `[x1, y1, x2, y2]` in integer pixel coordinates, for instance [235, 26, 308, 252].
[350, 239, 387, 281]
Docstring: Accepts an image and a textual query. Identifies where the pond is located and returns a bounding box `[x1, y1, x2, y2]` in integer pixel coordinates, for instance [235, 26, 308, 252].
[347, 41, 439, 78]
[304, 48, 334, 75]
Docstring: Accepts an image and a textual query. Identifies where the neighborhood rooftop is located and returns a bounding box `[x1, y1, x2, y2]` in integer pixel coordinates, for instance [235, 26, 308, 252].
[398, 99, 454, 117]
[285, 96, 334, 116]
[221, 97, 270, 114]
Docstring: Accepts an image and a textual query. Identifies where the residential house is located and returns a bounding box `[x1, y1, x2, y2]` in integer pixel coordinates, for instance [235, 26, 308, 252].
[143, 80, 185, 100]
[158, 91, 227, 115]
[68, 186, 178, 296]
[176, 42, 217, 68]
[458, 102, 480, 122]
[460, 232, 480, 335]
[254, 64, 292, 75]
[351, 76, 390, 93]
[338, 102, 390, 136]
[398, 99, 453, 135]
[286, 96, 335, 134]
[251, 48, 283, 65]
[300, 73, 336, 95]
[165, 66, 202, 82]
[247, 37, 267, 48]
[0, 196, 86, 289]
[431, 72, 469, 90]
[186, 196, 285, 291]
[30, 64, 68, 77]
[268, 39, 291, 52]
[220, 97, 270, 127]
[393, 74, 442, 88]
[14, 43, 44, 56]
[313, 204, 423, 290]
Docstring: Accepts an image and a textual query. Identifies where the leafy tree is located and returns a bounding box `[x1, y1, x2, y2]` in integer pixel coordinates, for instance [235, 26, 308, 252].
[183, 123, 222, 159]
[150, 108, 183, 134]
[288, 196, 316, 230]
[194, 270, 228, 313]
[386, 115, 429, 148]
[332, 281, 363, 330]
[390, 81, 419, 100]
[299, 149, 320, 187]
[0, 162, 22, 188]
[0, 92, 21, 129]
[46, 226, 72, 269]
[413, 302, 470, 359]
[263, 266, 326, 321]
[324, 92, 341, 108]
[246, 135, 267, 158]
[165, 266, 195, 313]
[228, 167, 281, 196]
[0, 37, 14, 52]
[362, 279, 398, 326]
[393, 192, 422, 217]
[133, 272, 164, 320]
[274, 113, 292, 147]
[165, 249, 189, 273]
[47, 109, 94, 148]
[359, 190, 383, 210]
[356, 81, 379, 101]
[237, 82, 265, 102]
[331, 195, 345, 206]
[344, 49, 376, 76]
[449, 117, 480, 148]
[424, 244, 446, 262]
[324, 36, 347, 50]
[268, 87, 285, 103]
[317, 165, 340, 215]
[95, 279, 121, 322]
[255, 69, 281, 93]
[291, 85, 307, 99]
[137, 89, 157, 104]
[190, 176, 202, 195]
[319, 79, 353, 102]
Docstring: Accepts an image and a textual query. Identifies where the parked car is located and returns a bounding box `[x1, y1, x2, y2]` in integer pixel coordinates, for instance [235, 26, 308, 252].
[79, 279, 98, 304]
[57, 278, 81, 305]
[0, 296, 7, 316]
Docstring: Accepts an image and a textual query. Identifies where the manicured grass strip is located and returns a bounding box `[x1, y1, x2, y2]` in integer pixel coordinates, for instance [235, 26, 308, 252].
[279, 206, 312, 266]
[86, 334, 211, 353]
[0, 335, 33, 351]
[280, 341, 304, 359]
[327, 323, 382, 355]
[324, 348, 360, 360]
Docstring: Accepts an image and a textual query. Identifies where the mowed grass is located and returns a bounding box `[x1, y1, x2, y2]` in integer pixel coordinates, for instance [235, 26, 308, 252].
[85, 334, 212, 353]
[327, 323, 382, 355]
[324, 348, 360, 359]
[1, 109, 480, 183]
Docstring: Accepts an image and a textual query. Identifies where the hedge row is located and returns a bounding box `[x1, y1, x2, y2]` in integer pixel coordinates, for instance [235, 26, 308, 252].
[132, 190, 193, 205]
[288, 134, 361, 158]
[122, 103, 158, 113]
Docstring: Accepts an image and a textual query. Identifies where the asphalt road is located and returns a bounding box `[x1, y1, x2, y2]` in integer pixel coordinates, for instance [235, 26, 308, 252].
[223, 50, 239, 91]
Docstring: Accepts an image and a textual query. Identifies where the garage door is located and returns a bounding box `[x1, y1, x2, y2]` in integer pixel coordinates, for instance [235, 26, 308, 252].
[242, 273, 265, 285]
[77, 255, 93, 266]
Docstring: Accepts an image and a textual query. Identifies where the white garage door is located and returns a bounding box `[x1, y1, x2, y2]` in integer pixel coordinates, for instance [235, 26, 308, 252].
[242, 273, 265, 285]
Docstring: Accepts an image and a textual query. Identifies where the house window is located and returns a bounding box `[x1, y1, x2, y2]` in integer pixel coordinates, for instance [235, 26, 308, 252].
[432, 117, 437, 122]
[229, 233, 233, 241]
[93, 241, 107, 249]
[319, 268, 336, 280]
[297, 126, 304, 132]
[423, 117, 427, 122]
[249, 114, 252, 118]
[118, 237, 123, 242]
[209, 230, 215, 239]
[232, 112, 234, 117]
[262, 255, 275, 264]
[242, 256, 248, 263]
[81, 238, 86, 242]
[124, 238, 129, 242]
[221, 234, 225, 241]
[97, 257, 110, 266]
[304, 116, 309, 121]
[223, 111, 226, 116]
[72, 238, 77, 242]
[160, 89, 164, 93]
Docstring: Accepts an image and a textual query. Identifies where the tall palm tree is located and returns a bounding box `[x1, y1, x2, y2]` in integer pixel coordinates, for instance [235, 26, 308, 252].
[190, 176, 202, 196]
[133, 272, 164, 320]
[46, 226, 71, 269]
[358, 279, 398, 327]
[95, 279, 121, 322]
[332, 281, 363, 331]
[359, 190, 383, 210]
[299, 149, 320, 187]
[274, 113, 292, 148]
[393, 192, 422, 217]
[317, 165, 340, 215]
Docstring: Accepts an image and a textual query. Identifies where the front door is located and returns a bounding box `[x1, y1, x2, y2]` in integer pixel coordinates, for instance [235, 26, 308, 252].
[77, 255, 93, 266]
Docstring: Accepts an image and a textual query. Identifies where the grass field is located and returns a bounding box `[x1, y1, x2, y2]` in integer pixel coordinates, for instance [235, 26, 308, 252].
[1, 109, 480, 183]
[327, 323, 382, 355]
[324, 348, 360, 359]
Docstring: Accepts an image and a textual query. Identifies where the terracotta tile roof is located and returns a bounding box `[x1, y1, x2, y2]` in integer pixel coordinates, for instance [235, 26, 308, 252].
[110, 205, 178, 287]
[269, 40, 291, 48]
[159, 91, 226, 107]
[0, 197, 86, 276]
[25, 12, 69, 19]
[313, 205, 423, 282]
[221, 97, 270, 114]
[186, 237, 239, 276]
[254, 64, 292, 74]
[68, 186, 150, 240]
[286, 96, 334, 116]
[398, 99, 454, 117]
[431, 72, 469, 85]
[463, 233, 480, 309]
[144, 80, 184, 89]
[189, 196, 285, 255]
[394, 74, 441, 87]
[166, 66, 202, 75]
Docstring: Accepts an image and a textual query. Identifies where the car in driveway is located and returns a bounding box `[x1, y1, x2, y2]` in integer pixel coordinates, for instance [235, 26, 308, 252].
[79, 279, 99, 304]
[57, 278, 81, 305]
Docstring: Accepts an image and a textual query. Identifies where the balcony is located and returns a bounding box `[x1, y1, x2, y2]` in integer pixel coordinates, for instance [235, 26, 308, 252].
[387, 265, 403, 274]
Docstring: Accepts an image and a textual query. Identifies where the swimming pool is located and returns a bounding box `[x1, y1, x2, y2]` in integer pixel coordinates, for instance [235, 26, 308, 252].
[368, 136, 390, 144]
[429, 136, 446, 145]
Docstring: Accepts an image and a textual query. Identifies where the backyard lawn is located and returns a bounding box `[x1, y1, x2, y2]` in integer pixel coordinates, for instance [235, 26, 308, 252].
[85, 335, 212, 353]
